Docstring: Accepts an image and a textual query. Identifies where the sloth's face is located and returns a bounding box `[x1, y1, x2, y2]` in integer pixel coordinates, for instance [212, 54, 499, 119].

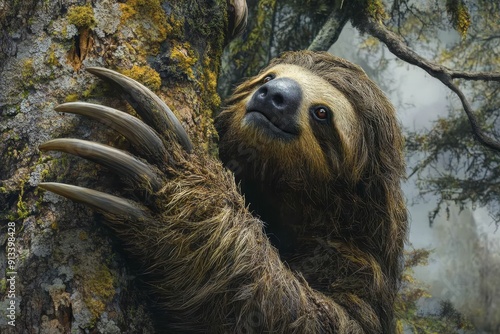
[241, 64, 358, 146]
[217, 64, 362, 183]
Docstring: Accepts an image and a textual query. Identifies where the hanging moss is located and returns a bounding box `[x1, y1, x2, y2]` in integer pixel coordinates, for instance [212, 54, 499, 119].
[446, 0, 471, 37]
[366, 0, 387, 22]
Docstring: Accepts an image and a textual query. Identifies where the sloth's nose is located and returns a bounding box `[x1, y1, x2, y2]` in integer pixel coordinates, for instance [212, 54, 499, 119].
[251, 78, 302, 116]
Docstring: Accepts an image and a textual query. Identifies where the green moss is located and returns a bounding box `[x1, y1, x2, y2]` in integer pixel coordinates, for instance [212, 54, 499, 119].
[78, 231, 89, 241]
[165, 14, 184, 39]
[21, 58, 35, 88]
[366, 0, 387, 21]
[120, 65, 162, 91]
[198, 54, 222, 152]
[64, 94, 79, 103]
[16, 180, 29, 220]
[45, 45, 60, 67]
[67, 5, 96, 29]
[0, 278, 6, 294]
[82, 83, 98, 98]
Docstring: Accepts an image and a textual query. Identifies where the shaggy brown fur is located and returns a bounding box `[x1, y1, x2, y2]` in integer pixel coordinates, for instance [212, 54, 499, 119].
[216, 51, 407, 333]
[40, 50, 407, 333]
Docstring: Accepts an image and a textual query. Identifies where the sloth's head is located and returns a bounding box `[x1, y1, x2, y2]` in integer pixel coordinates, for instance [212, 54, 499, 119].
[216, 51, 404, 199]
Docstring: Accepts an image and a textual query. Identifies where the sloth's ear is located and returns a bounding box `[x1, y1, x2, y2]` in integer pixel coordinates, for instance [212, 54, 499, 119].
[86, 67, 193, 153]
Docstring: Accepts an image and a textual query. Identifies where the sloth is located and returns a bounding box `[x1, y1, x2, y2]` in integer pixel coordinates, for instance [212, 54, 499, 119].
[39, 51, 407, 333]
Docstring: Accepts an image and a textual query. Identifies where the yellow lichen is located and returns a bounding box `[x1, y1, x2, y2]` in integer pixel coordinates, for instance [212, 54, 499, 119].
[164, 14, 184, 39]
[82, 83, 98, 98]
[16, 180, 29, 220]
[201, 55, 221, 110]
[171, 42, 198, 80]
[21, 58, 35, 87]
[117, 0, 191, 71]
[120, 65, 162, 91]
[64, 94, 79, 103]
[81, 265, 116, 319]
[67, 5, 96, 29]
[0, 278, 6, 294]
[118, 0, 167, 51]
[45, 46, 60, 67]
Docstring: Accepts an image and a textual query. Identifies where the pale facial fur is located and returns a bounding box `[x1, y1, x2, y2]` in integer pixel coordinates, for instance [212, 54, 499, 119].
[235, 63, 361, 181]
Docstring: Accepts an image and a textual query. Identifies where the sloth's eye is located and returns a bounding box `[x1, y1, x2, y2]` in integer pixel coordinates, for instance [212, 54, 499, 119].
[262, 75, 274, 84]
[312, 106, 330, 121]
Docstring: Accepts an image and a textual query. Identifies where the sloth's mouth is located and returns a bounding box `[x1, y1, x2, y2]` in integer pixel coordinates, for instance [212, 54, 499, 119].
[244, 110, 300, 139]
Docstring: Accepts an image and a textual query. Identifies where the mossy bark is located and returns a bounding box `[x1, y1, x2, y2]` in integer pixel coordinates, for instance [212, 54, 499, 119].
[0, 0, 228, 332]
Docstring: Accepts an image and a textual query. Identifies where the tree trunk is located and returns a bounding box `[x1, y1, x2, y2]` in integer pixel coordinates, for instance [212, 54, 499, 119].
[0, 0, 228, 332]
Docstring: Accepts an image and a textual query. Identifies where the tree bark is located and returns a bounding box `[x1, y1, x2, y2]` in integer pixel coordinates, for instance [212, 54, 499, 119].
[0, 0, 228, 332]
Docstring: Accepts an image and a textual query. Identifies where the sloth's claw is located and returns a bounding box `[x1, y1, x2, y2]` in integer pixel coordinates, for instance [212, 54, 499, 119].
[39, 139, 162, 191]
[39, 182, 149, 220]
[54, 102, 168, 165]
[86, 67, 193, 153]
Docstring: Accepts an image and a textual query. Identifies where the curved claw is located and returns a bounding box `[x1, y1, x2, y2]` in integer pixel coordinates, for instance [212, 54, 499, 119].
[86, 67, 193, 153]
[39, 182, 148, 221]
[39, 138, 162, 191]
[55, 102, 169, 165]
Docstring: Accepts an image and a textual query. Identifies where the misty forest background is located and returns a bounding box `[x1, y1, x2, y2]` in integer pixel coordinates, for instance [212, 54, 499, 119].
[221, 1, 499, 333]
[0, 0, 498, 333]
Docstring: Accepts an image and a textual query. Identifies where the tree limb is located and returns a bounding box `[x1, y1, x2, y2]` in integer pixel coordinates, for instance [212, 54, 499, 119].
[362, 17, 500, 152]
[308, 11, 349, 51]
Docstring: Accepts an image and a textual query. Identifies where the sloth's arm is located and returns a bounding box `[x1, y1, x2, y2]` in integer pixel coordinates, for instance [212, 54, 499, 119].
[39, 68, 367, 333]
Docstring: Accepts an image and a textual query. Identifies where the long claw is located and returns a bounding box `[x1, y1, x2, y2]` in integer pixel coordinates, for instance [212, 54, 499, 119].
[39, 139, 162, 191]
[39, 182, 148, 221]
[86, 67, 193, 153]
[55, 102, 169, 165]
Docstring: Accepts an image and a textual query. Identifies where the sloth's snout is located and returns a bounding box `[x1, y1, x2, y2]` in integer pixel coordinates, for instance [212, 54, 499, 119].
[245, 78, 302, 137]
[249, 78, 302, 117]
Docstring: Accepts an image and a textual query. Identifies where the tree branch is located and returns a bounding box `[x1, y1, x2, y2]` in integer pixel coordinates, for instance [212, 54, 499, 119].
[362, 17, 500, 152]
[308, 11, 349, 51]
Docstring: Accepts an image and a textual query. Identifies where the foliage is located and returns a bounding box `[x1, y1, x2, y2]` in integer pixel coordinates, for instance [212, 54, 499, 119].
[397, 249, 474, 333]
[403, 1, 500, 224]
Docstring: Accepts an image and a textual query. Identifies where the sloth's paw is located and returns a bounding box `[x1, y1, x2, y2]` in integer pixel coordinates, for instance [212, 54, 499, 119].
[38, 67, 192, 222]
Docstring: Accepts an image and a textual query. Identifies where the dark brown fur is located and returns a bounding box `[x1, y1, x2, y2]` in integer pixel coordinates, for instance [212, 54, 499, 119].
[216, 51, 407, 333]
[43, 51, 407, 333]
